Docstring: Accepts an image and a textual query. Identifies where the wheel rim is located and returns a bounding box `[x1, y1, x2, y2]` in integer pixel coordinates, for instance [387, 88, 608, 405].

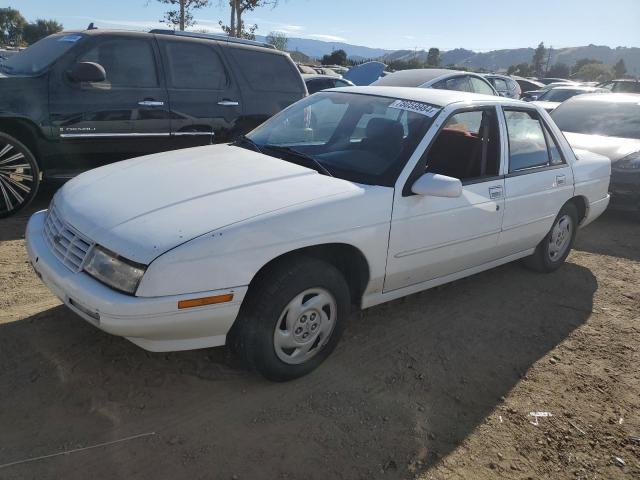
[273, 287, 337, 365]
[0, 140, 35, 216]
[548, 214, 573, 261]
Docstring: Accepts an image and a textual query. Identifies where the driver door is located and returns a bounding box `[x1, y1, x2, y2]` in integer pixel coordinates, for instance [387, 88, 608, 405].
[384, 107, 506, 292]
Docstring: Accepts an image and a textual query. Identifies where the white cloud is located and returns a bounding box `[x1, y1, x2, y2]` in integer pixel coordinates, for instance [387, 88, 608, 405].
[307, 34, 347, 42]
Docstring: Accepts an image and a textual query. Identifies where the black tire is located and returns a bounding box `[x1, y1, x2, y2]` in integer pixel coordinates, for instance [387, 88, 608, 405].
[230, 256, 351, 381]
[0, 132, 40, 219]
[523, 202, 579, 273]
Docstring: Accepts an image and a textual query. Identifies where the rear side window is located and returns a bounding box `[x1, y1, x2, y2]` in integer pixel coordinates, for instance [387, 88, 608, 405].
[493, 78, 508, 91]
[504, 110, 563, 172]
[80, 38, 158, 88]
[229, 47, 303, 93]
[469, 77, 495, 95]
[432, 76, 470, 92]
[163, 41, 228, 90]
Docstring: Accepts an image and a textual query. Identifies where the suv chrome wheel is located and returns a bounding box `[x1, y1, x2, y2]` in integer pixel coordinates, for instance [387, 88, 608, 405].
[0, 135, 39, 218]
[273, 288, 337, 365]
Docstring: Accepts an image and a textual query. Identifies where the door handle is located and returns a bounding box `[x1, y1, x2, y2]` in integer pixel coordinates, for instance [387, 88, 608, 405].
[555, 175, 567, 187]
[138, 100, 164, 107]
[218, 100, 240, 106]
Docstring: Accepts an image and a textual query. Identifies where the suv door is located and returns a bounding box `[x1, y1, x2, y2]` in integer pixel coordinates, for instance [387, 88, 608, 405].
[499, 108, 574, 255]
[48, 34, 171, 175]
[385, 107, 506, 292]
[158, 36, 242, 146]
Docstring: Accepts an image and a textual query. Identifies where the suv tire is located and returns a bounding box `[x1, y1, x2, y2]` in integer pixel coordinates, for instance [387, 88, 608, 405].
[0, 132, 40, 218]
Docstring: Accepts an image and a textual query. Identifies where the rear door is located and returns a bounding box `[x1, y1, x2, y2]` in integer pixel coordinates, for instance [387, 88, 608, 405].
[158, 36, 241, 146]
[499, 108, 574, 254]
[49, 34, 171, 174]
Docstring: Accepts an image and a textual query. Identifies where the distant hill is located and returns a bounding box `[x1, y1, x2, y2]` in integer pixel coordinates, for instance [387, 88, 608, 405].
[266, 36, 639, 75]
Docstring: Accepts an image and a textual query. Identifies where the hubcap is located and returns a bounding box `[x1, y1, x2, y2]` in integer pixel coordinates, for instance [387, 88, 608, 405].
[273, 288, 337, 365]
[548, 214, 573, 261]
[0, 141, 34, 216]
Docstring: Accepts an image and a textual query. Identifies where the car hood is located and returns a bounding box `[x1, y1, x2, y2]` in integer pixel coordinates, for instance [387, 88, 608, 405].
[562, 132, 640, 164]
[55, 144, 359, 264]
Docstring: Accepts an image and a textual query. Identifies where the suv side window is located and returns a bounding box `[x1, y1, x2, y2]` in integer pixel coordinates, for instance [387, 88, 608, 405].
[163, 41, 228, 90]
[425, 108, 500, 182]
[228, 47, 303, 93]
[504, 110, 563, 172]
[79, 38, 158, 88]
[432, 76, 471, 92]
[469, 76, 495, 95]
[493, 78, 508, 92]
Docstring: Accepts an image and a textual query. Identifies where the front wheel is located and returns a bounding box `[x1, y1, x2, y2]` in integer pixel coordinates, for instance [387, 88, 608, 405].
[231, 256, 351, 381]
[523, 203, 578, 273]
[0, 132, 40, 219]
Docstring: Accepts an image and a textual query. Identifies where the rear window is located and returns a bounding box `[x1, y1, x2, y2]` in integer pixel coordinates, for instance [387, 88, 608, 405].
[551, 100, 640, 140]
[228, 47, 303, 93]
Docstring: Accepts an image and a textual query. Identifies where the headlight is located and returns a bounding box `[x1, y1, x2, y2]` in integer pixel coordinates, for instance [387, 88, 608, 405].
[84, 245, 146, 294]
[616, 151, 640, 170]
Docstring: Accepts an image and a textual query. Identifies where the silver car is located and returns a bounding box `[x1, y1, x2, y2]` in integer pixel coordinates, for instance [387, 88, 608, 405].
[484, 74, 521, 99]
[372, 69, 498, 96]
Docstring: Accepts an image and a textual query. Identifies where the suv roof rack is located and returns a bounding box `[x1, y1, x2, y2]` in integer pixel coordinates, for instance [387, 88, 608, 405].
[149, 29, 276, 49]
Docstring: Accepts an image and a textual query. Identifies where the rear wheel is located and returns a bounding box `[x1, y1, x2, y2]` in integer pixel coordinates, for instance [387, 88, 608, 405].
[231, 256, 351, 381]
[0, 132, 40, 218]
[523, 202, 578, 273]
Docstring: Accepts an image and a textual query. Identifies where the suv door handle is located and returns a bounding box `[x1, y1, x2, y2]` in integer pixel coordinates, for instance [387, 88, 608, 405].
[218, 100, 240, 106]
[138, 100, 164, 107]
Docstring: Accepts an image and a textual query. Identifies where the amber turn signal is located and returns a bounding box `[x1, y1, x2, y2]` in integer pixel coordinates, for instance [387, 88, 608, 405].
[178, 293, 234, 309]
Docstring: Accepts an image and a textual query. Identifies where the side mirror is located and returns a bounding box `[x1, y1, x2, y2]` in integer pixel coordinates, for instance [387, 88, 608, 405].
[411, 173, 462, 198]
[68, 62, 106, 83]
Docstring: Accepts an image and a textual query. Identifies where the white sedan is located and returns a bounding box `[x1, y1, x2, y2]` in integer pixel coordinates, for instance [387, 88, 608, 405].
[26, 87, 611, 381]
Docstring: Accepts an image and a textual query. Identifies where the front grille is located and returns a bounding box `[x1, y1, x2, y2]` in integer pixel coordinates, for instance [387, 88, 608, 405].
[43, 205, 94, 273]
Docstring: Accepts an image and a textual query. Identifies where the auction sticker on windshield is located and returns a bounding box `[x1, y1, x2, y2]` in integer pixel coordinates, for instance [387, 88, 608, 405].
[58, 35, 82, 43]
[389, 100, 441, 118]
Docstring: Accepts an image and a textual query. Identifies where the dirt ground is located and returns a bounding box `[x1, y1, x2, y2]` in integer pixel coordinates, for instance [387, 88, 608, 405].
[0, 187, 638, 480]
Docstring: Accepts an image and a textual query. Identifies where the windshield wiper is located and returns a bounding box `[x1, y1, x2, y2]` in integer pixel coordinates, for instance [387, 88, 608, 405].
[232, 135, 264, 154]
[263, 145, 334, 177]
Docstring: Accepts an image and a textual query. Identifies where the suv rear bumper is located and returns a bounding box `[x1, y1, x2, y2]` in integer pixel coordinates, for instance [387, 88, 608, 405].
[26, 210, 247, 352]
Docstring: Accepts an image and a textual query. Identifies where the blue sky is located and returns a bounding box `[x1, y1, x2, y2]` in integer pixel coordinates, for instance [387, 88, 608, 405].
[14, 0, 640, 51]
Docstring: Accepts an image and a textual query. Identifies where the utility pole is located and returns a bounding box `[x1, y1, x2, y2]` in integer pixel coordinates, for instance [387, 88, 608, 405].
[545, 45, 552, 76]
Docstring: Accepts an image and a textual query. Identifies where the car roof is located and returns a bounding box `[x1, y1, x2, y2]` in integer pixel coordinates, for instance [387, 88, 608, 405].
[328, 86, 525, 108]
[564, 92, 640, 104]
[372, 68, 481, 87]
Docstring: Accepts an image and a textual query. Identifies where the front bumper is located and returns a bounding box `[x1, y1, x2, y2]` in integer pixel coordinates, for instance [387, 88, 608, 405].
[609, 169, 640, 211]
[26, 210, 247, 352]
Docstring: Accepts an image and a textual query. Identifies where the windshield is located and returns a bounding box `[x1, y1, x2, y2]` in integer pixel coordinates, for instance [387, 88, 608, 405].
[1, 33, 83, 75]
[551, 100, 640, 140]
[246, 92, 440, 186]
[539, 89, 582, 102]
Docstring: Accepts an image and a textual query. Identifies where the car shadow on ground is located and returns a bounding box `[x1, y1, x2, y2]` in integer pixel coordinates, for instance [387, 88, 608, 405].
[574, 209, 640, 262]
[0, 259, 597, 479]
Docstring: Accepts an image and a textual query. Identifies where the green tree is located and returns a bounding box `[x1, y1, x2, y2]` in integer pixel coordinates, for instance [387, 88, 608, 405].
[426, 47, 440, 67]
[572, 58, 601, 75]
[156, 0, 210, 31]
[266, 30, 288, 51]
[546, 62, 570, 78]
[531, 42, 546, 77]
[321, 49, 348, 66]
[575, 63, 613, 82]
[23, 19, 63, 45]
[0, 7, 26, 46]
[614, 59, 627, 78]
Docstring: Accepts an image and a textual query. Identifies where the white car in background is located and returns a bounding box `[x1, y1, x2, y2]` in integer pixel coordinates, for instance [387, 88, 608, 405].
[26, 88, 610, 381]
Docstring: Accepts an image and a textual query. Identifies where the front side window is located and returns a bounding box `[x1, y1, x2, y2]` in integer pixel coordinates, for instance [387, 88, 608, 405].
[432, 76, 470, 92]
[80, 38, 158, 88]
[246, 92, 439, 186]
[163, 41, 227, 90]
[504, 110, 563, 172]
[469, 77, 495, 95]
[425, 108, 500, 181]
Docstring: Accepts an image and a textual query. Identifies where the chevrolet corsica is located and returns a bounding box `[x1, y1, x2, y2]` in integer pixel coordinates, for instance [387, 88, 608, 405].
[26, 87, 611, 380]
